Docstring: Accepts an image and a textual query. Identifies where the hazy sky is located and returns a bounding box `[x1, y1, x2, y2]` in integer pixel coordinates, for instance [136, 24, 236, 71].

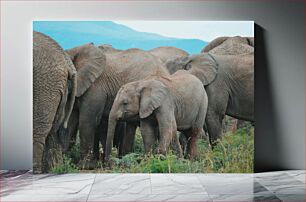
[115, 21, 254, 42]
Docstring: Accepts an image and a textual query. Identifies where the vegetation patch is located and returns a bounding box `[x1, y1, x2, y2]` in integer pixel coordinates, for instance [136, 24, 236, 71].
[53, 124, 253, 173]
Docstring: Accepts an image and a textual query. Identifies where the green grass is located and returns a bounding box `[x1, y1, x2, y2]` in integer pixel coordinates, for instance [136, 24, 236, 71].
[50, 155, 79, 174]
[54, 122, 254, 173]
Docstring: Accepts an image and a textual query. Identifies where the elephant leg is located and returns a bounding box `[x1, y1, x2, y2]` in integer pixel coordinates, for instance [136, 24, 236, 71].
[78, 121, 98, 169]
[119, 123, 137, 157]
[33, 130, 49, 174]
[43, 128, 63, 172]
[179, 132, 188, 156]
[68, 108, 79, 150]
[155, 109, 177, 155]
[93, 124, 103, 160]
[186, 127, 203, 159]
[114, 121, 124, 151]
[205, 86, 228, 148]
[206, 109, 225, 148]
[42, 91, 69, 172]
[78, 96, 105, 169]
[97, 118, 109, 162]
[60, 107, 79, 152]
[170, 132, 183, 158]
[140, 118, 157, 153]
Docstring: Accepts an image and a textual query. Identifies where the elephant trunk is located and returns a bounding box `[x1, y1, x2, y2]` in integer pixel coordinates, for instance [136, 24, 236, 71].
[105, 112, 118, 162]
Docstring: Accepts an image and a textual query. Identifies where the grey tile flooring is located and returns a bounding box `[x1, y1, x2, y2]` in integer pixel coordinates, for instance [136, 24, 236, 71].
[276, 194, 306, 202]
[1, 194, 88, 202]
[150, 174, 208, 195]
[256, 173, 306, 195]
[287, 170, 306, 183]
[197, 174, 256, 195]
[90, 174, 151, 195]
[2, 173, 95, 196]
[88, 194, 212, 202]
[210, 194, 282, 202]
[0, 170, 305, 202]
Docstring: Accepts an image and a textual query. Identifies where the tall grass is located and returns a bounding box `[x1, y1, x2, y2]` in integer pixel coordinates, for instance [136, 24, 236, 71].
[55, 124, 254, 173]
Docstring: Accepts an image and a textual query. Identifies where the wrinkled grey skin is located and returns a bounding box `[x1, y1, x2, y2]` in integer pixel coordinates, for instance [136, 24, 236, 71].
[201, 36, 254, 134]
[98, 44, 122, 54]
[166, 53, 254, 146]
[65, 45, 169, 169]
[202, 36, 254, 54]
[98, 45, 189, 64]
[105, 71, 208, 161]
[148, 46, 189, 64]
[33, 31, 77, 173]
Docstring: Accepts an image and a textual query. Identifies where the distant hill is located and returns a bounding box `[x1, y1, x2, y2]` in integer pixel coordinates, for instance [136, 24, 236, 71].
[33, 21, 207, 54]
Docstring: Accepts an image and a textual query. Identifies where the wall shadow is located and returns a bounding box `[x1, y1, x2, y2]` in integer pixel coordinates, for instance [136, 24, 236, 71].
[254, 24, 282, 172]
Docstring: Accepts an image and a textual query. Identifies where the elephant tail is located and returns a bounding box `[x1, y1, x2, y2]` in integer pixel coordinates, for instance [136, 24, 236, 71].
[63, 55, 77, 129]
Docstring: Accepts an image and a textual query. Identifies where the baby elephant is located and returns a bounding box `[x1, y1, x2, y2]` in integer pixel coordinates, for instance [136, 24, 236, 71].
[105, 70, 208, 160]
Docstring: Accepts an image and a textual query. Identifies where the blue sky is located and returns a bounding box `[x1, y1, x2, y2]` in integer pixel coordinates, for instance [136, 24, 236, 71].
[33, 21, 254, 54]
[115, 21, 254, 41]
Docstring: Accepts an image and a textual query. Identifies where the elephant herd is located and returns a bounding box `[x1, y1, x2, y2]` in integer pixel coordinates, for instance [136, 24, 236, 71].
[33, 31, 254, 173]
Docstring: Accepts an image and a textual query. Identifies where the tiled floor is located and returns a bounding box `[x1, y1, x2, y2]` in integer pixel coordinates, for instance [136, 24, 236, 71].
[0, 170, 305, 201]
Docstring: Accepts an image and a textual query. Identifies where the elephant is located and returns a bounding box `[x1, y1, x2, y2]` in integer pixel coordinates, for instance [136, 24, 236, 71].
[201, 36, 254, 55]
[105, 70, 208, 161]
[66, 45, 187, 161]
[201, 36, 254, 134]
[148, 46, 189, 64]
[98, 45, 188, 64]
[166, 53, 254, 146]
[65, 44, 169, 168]
[33, 31, 77, 173]
[98, 44, 122, 54]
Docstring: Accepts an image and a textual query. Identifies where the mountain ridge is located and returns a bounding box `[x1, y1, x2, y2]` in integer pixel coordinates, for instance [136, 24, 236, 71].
[33, 21, 207, 54]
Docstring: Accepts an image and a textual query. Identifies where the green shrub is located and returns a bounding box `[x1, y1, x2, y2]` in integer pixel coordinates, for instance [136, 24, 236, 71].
[133, 129, 144, 153]
[62, 124, 254, 173]
[50, 155, 79, 174]
[96, 126, 254, 173]
[65, 142, 80, 165]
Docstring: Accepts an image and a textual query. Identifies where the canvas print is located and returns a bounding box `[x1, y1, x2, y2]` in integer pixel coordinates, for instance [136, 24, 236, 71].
[33, 21, 254, 173]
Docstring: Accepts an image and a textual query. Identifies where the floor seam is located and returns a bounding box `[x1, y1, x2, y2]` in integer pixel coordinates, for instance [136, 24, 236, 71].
[86, 174, 97, 202]
[149, 173, 153, 194]
[255, 180, 283, 201]
[195, 175, 212, 201]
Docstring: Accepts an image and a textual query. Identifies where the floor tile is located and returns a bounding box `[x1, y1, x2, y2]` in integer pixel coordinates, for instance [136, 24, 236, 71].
[256, 173, 305, 195]
[276, 194, 306, 202]
[1, 170, 306, 202]
[0, 170, 30, 178]
[88, 194, 211, 202]
[210, 194, 282, 202]
[1, 194, 88, 201]
[1, 173, 53, 196]
[150, 174, 208, 195]
[1, 173, 96, 196]
[197, 173, 257, 195]
[90, 174, 151, 195]
[286, 171, 306, 183]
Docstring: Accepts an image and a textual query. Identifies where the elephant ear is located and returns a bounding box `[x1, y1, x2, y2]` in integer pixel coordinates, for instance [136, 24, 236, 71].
[166, 56, 190, 74]
[201, 37, 229, 53]
[66, 43, 106, 97]
[246, 37, 254, 47]
[187, 53, 218, 86]
[138, 80, 168, 119]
